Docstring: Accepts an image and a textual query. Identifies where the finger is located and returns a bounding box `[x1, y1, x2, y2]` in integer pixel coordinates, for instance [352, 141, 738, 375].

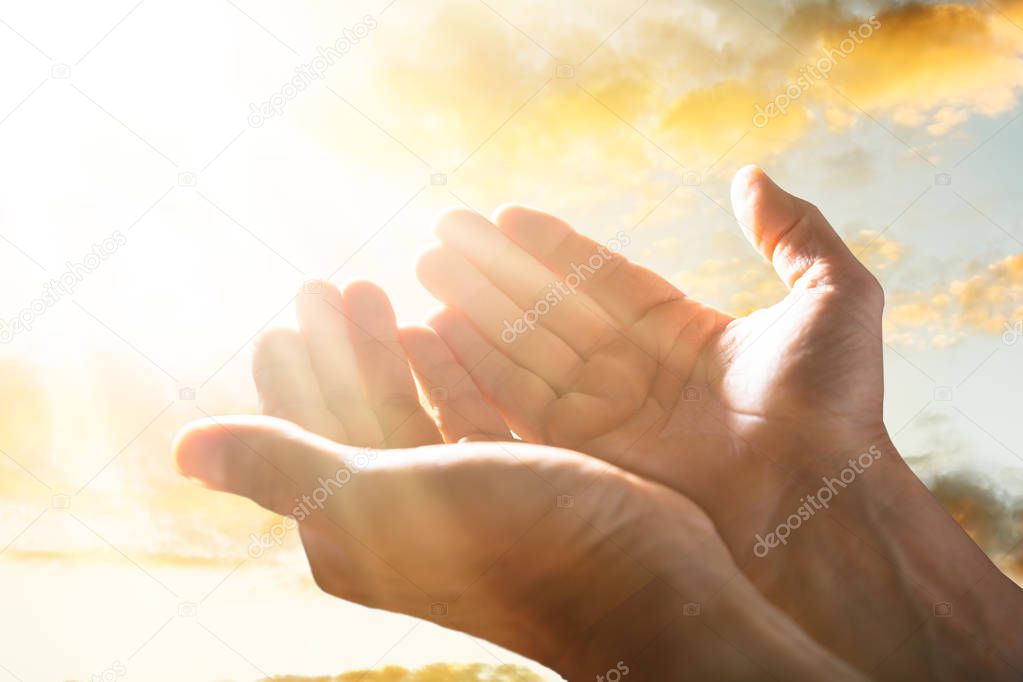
[398, 324, 513, 442]
[174, 415, 354, 520]
[428, 307, 553, 442]
[296, 281, 385, 447]
[433, 208, 617, 357]
[252, 328, 348, 443]
[416, 244, 582, 393]
[493, 204, 685, 329]
[730, 165, 880, 294]
[341, 281, 442, 448]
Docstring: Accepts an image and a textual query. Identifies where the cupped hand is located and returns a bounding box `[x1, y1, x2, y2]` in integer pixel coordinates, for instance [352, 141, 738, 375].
[174, 280, 864, 681]
[413, 166, 886, 516]
[411, 168, 1021, 679]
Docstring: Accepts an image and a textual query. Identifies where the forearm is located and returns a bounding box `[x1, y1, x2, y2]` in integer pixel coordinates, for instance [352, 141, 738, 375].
[735, 433, 1023, 680]
[704, 582, 869, 682]
[862, 440, 1023, 678]
[557, 561, 866, 681]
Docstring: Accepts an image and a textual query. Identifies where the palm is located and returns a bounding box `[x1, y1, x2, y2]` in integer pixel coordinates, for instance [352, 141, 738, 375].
[174, 279, 789, 679]
[413, 167, 886, 518]
[713, 289, 884, 441]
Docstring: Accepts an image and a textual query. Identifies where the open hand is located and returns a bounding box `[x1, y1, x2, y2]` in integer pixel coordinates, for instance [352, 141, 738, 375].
[411, 167, 1020, 679]
[174, 281, 862, 680]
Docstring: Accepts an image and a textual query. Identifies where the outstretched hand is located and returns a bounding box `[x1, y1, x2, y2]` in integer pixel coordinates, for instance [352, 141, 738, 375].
[409, 166, 1021, 679]
[172, 167, 1022, 681]
[174, 280, 862, 680]
[413, 165, 885, 514]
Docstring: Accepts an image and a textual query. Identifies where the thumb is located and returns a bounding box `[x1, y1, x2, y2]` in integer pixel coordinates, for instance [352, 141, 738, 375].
[174, 415, 362, 517]
[730, 164, 877, 294]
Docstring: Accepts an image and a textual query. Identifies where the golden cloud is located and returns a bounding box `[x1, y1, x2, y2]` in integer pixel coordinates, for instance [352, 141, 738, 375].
[925, 468, 1023, 582]
[848, 229, 906, 270]
[661, 81, 810, 161]
[815, 1, 1023, 135]
[672, 228, 905, 317]
[262, 663, 545, 682]
[672, 256, 784, 317]
[886, 252, 1023, 346]
[308, 0, 1023, 190]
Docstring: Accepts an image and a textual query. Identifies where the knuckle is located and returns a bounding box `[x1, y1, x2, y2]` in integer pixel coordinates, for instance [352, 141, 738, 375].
[847, 268, 885, 308]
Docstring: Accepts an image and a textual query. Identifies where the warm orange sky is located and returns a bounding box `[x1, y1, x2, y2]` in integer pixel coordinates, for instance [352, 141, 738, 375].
[1, 0, 1022, 679]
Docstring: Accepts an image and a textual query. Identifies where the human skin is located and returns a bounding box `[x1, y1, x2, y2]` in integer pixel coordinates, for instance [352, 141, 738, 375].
[174, 281, 865, 681]
[410, 166, 1023, 680]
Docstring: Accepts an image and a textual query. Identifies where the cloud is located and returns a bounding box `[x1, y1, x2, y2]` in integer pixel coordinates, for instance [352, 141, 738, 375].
[650, 0, 1023, 163]
[325, 0, 1023, 190]
[671, 228, 905, 316]
[848, 229, 906, 271]
[261, 663, 545, 682]
[672, 256, 783, 317]
[886, 252, 1023, 346]
[813, 1, 1023, 135]
[923, 467, 1023, 581]
[661, 80, 810, 161]
[903, 413, 1022, 583]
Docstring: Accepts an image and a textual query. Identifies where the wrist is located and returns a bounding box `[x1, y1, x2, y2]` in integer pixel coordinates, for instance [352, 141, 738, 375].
[556, 556, 865, 681]
[860, 439, 1023, 679]
[710, 582, 868, 682]
[546, 483, 865, 681]
[777, 435, 1018, 678]
[733, 432, 1023, 680]
[558, 591, 865, 681]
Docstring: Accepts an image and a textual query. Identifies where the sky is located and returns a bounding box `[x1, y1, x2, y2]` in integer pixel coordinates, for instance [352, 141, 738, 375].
[0, 0, 1022, 679]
